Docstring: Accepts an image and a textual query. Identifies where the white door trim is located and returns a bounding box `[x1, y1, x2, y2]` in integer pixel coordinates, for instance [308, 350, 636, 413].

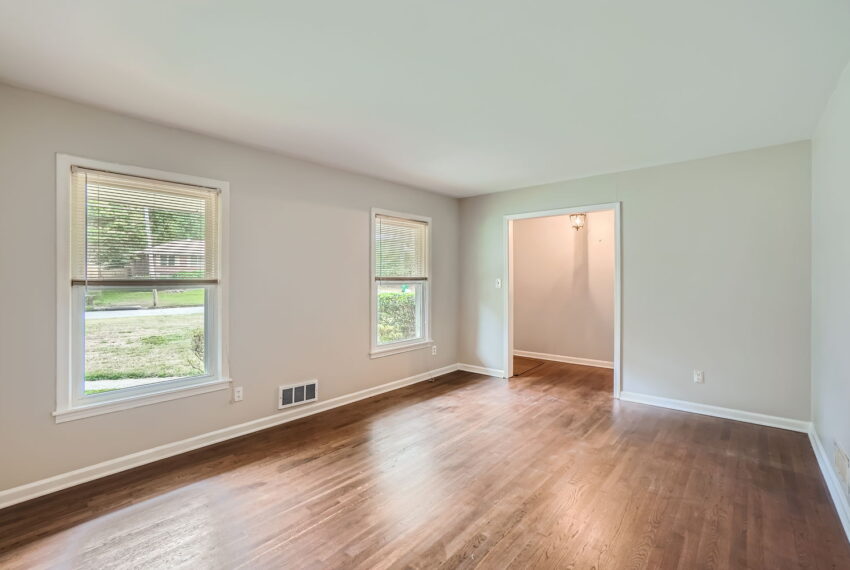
[502, 202, 622, 398]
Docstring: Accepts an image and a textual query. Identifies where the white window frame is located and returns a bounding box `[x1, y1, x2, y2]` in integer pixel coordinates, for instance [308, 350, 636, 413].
[370, 208, 433, 358]
[54, 154, 230, 423]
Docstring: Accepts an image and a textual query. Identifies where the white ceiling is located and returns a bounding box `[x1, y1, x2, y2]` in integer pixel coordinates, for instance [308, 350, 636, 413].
[1, 1, 849, 197]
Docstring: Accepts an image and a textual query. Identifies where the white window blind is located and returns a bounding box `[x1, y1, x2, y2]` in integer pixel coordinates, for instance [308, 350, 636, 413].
[374, 214, 428, 281]
[70, 167, 220, 285]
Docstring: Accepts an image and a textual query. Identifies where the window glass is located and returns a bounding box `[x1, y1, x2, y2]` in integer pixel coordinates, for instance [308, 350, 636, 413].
[83, 287, 206, 394]
[377, 282, 423, 345]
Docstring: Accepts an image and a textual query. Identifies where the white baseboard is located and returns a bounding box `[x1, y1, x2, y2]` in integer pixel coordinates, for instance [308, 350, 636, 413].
[513, 350, 613, 369]
[457, 363, 506, 378]
[809, 427, 850, 542]
[0, 363, 461, 510]
[619, 391, 811, 433]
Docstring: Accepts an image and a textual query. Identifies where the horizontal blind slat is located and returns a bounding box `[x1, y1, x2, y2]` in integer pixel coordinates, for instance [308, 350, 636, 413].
[71, 279, 218, 287]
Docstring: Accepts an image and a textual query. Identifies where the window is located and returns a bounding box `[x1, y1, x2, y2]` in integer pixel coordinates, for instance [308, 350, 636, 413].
[55, 156, 229, 422]
[371, 209, 432, 357]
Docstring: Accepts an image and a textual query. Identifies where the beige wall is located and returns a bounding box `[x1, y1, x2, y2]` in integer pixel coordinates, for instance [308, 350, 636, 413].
[812, 61, 850, 480]
[460, 141, 812, 420]
[0, 83, 459, 492]
[513, 211, 614, 362]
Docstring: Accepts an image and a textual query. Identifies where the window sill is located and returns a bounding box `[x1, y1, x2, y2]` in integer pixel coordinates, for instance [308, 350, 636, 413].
[53, 378, 232, 423]
[370, 339, 433, 359]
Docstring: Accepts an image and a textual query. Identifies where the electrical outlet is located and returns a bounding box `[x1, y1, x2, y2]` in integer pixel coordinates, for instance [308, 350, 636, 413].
[431, 345, 437, 356]
[233, 386, 244, 402]
[693, 370, 704, 384]
[495, 278, 502, 289]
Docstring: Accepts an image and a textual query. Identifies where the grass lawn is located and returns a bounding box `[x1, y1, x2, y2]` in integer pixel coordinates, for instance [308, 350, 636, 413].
[85, 313, 205, 389]
[88, 288, 204, 310]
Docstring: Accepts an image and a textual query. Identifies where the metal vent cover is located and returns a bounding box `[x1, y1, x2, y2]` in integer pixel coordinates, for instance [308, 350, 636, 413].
[278, 380, 318, 409]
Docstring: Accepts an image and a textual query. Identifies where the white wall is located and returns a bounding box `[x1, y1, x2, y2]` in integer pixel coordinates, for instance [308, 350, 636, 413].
[513, 211, 614, 363]
[0, 83, 459, 492]
[460, 142, 812, 420]
[812, 61, 850, 486]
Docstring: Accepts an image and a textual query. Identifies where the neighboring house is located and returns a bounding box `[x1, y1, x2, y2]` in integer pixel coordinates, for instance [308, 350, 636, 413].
[131, 239, 204, 278]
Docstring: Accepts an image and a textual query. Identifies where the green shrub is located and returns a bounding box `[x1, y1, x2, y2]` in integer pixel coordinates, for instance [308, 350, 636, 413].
[378, 291, 417, 343]
[189, 328, 205, 373]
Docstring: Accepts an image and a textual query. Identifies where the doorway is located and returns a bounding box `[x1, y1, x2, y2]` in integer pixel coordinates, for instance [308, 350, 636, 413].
[502, 203, 622, 397]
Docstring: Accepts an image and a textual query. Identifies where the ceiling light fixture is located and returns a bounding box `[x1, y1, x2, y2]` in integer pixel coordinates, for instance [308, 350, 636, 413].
[570, 213, 586, 231]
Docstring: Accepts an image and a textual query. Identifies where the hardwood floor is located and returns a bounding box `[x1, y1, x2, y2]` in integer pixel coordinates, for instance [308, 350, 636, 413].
[512, 355, 546, 376]
[1, 360, 848, 569]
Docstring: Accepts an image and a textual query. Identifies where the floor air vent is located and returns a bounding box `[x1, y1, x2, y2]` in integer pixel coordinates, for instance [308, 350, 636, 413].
[278, 380, 318, 409]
